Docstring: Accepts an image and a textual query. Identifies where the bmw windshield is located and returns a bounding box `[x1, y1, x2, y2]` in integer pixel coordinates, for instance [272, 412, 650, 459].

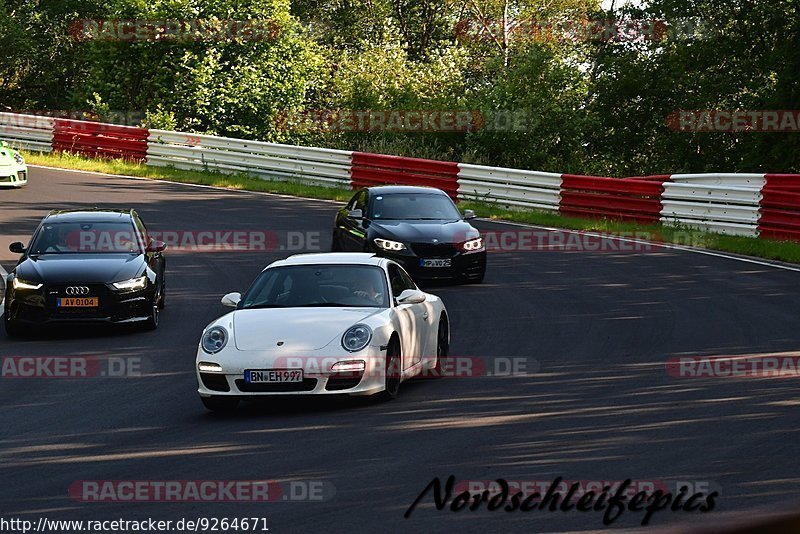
[240, 265, 390, 309]
[369, 193, 462, 221]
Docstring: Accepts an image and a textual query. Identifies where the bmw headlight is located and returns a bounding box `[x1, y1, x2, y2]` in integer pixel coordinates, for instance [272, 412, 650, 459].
[342, 324, 372, 352]
[112, 275, 147, 291]
[12, 277, 43, 290]
[13, 152, 24, 165]
[461, 237, 484, 252]
[374, 238, 406, 251]
[202, 326, 228, 354]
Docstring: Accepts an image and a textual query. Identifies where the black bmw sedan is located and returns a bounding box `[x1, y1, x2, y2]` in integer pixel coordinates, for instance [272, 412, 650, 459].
[332, 186, 486, 283]
[4, 209, 166, 337]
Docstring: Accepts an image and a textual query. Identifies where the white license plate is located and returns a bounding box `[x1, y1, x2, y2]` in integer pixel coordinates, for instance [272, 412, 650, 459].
[245, 369, 304, 383]
[420, 258, 451, 268]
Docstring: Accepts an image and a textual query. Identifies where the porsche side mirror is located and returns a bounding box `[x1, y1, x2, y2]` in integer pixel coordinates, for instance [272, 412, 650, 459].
[9, 242, 25, 254]
[348, 209, 363, 219]
[221, 292, 242, 307]
[397, 289, 426, 305]
[146, 240, 166, 253]
[463, 209, 476, 220]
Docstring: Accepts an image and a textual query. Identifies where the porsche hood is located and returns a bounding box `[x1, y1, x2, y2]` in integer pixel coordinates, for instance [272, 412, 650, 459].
[231, 307, 383, 351]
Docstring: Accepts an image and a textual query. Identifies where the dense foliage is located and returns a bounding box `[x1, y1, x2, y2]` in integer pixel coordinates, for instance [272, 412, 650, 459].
[1, 0, 797, 174]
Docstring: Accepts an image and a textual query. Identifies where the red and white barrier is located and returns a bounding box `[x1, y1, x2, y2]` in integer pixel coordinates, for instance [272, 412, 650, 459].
[351, 152, 460, 200]
[2, 112, 800, 242]
[53, 119, 149, 162]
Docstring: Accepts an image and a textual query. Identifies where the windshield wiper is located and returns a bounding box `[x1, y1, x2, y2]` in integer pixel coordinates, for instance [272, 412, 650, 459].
[241, 304, 287, 309]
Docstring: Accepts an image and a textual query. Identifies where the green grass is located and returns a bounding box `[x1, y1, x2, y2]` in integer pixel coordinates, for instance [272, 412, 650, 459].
[22, 150, 800, 264]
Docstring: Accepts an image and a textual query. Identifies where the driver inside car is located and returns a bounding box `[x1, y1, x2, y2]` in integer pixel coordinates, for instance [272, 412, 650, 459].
[352, 276, 383, 305]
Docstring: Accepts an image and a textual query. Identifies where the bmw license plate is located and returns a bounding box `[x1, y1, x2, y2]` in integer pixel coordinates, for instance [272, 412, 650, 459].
[245, 369, 303, 383]
[57, 297, 99, 307]
[420, 258, 451, 268]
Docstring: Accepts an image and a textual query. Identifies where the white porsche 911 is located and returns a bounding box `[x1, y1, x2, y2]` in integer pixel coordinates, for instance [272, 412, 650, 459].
[0, 141, 28, 188]
[196, 253, 449, 411]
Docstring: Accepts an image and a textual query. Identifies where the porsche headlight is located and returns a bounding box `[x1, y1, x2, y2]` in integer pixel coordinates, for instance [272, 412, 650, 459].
[112, 275, 147, 291]
[202, 326, 228, 354]
[342, 324, 372, 352]
[461, 237, 484, 252]
[374, 238, 406, 251]
[12, 277, 42, 290]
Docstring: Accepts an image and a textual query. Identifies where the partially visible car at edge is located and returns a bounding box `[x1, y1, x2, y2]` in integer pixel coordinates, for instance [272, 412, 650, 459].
[0, 141, 28, 188]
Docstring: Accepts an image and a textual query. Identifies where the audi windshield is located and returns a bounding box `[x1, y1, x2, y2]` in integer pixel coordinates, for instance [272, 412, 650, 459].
[28, 221, 143, 255]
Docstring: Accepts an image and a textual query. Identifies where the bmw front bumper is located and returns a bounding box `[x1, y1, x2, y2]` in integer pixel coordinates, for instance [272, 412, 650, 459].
[371, 245, 486, 282]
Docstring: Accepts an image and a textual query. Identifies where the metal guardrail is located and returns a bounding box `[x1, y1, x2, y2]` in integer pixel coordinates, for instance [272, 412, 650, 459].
[660, 181, 762, 236]
[0, 113, 54, 152]
[457, 164, 561, 210]
[3, 112, 800, 241]
[147, 130, 352, 188]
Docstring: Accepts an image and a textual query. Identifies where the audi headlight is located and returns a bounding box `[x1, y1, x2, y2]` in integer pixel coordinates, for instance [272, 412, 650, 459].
[112, 275, 147, 291]
[12, 277, 42, 290]
[342, 324, 372, 352]
[13, 152, 24, 165]
[202, 326, 228, 354]
[374, 238, 406, 251]
[461, 237, 484, 252]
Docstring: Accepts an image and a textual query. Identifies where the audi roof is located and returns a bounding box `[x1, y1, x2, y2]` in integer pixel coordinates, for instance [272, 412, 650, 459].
[44, 209, 135, 222]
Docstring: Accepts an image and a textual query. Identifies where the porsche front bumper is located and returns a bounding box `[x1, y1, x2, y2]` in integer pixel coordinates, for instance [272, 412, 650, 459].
[196, 345, 390, 397]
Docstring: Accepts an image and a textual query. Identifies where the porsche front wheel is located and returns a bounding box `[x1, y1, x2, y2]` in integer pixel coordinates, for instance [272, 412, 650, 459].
[380, 340, 402, 400]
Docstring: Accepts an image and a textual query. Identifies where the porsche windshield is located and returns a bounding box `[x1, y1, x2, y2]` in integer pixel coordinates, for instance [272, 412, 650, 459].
[28, 221, 143, 255]
[241, 265, 390, 309]
[369, 193, 461, 221]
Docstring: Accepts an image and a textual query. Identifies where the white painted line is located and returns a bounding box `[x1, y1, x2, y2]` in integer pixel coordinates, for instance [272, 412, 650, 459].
[28, 164, 346, 205]
[478, 218, 800, 273]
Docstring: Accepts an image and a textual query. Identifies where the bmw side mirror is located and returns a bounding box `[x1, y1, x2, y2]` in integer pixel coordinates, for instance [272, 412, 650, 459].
[463, 209, 476, 220]
[9, 242, 25, 254]
[146, 240, 166, 253]
[221, 292, 242, 307]
[348, 209, 363, 219]
[397, 289, 426, 305]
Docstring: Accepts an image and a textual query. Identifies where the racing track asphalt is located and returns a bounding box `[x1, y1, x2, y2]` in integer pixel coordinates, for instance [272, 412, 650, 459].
[1, 167, 800, 533]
